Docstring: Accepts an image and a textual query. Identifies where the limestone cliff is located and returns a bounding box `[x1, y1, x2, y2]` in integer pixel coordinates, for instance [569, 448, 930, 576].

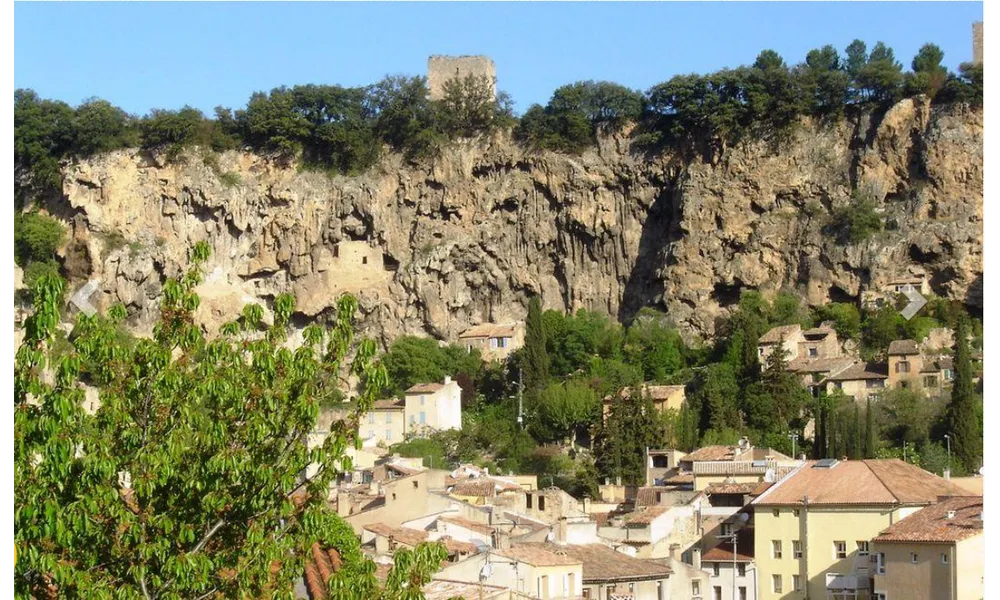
[45, 97, 982, 345]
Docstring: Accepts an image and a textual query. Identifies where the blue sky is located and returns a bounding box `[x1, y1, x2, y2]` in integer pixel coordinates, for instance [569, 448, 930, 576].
[15, 2, 984, 116]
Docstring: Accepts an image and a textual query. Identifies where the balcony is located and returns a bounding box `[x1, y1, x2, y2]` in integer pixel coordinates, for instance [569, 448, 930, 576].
[826, 572, 870, 590]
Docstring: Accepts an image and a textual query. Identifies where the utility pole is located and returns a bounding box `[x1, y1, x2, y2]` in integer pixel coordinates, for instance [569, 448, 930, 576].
[517, 368, 524, 430]
[787, 432, 799, 460]
[944, 434, 952, 479]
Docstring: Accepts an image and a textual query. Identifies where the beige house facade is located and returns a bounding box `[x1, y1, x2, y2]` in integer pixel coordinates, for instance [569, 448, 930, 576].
[459, 322, 525, 362]
[404, 376, 462, 434]
[871, 496, 984, 600]
[751, 459, 967, 600]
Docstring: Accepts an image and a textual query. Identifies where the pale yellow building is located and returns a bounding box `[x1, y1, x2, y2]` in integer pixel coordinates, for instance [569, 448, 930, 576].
[871, 496, 983, 600]
[363, 399, 407, 446]
[751, 459, 967, 600]
[404, 376, 463, 434]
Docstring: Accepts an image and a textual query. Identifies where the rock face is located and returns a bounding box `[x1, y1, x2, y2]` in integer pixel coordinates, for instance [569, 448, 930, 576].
[47, 98, 982, 345]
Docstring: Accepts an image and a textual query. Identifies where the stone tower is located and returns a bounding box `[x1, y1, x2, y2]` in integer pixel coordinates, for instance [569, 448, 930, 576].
[427, 55, 496, 101]
[973, 21, 983, 65]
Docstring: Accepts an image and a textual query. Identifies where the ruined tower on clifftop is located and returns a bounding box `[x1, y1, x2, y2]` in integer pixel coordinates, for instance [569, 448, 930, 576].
[973, 21, 983, 65]
[427, 55, 496, 101]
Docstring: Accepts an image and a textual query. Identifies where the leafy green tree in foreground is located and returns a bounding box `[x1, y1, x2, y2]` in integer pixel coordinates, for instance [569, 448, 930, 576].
[14, 243, 444, 599]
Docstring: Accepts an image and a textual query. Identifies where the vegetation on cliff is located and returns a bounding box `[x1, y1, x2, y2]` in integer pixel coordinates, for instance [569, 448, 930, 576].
[15, 39, 982, 199]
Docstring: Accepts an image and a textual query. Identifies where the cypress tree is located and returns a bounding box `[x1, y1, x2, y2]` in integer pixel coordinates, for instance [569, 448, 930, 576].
[864, 396, 876, 459]
[851, 403, 862, 459]
[947, 315, 982, 473]
[522, 296, 550, 397]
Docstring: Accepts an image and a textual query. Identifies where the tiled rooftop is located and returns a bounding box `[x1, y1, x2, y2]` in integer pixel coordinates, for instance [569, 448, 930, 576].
[873, 496, 984, 544]
[888, 340, 921, 356]
[759, 324, 801, 344]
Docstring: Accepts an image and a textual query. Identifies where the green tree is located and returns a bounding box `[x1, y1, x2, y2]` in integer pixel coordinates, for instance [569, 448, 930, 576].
[14, 211, 65, 267]
[534, 379, 598, 447]
[14, 89, 77, 193]
[380, 336, 481, 397]
[690, 363, 741, 432]
[906, 43, 948, 98]
[878, 387, 943, 448]
[947, 315, 982, 473]
[861, 306, 906, 362]
[800, 45, 850, 117]
[595, 390, 661, 486]
[811, 303, 862, 341]
[14, 245, 454, 598]
[856, 42, 904, 105]
[435, 74, 511, 138]
[864, 396, 876, 459]
[522, 296, 551, 397]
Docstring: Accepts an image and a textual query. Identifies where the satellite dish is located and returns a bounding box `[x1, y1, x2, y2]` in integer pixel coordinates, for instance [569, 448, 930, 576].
[737, 513, 750, 524]
[979, 467, 985, 476]
[545, 531, 555, 542]
[479, 563, 493, 582]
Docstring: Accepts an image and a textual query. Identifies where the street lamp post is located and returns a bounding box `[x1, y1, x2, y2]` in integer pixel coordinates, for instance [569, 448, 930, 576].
[787, 433, 799, 460]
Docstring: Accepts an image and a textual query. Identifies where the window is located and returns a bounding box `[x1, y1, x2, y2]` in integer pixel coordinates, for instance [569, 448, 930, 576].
[834, 541, 847, 559]
[386, 429, 392, 441]
[526, 494, 532, 509]
[368, 413, 375, 424]
[896, 361, 910, 373]
[876, 552, 886, 574]
[737, 563, 746, 577]
[419, 412, 426, 424]
[738, 587, 747, 600]
[910, 552, 919, 564]
[809, 347, 818, 357]
[792, 540, 802, 559]
[900, 381, 910, 389]
[793, 574, 802, 591]
[409, 415, 415, 425]
[772, 574, 783, 593]
[361, 256, 368, 265]
[713, 586, 723, 600]
[385, 413, 392, 424]
[924, 376, 938, 387]
[944, 369, 954, 381]
[413, 480, 418, 489]
[867, 379, 884, 389]
[772, 509, 780, 517]
[538, 496, 546, 511]
[420, 395, 425, 405]
[772, 540, 783, 559]
[721, 523, 733, 536]
[941, 553, 949, 565]
[692, 580, 701, 596]
[857, 541, 870, 556]
[874, 593, 887, 600]
[713, 563, 720, 577]
[793, 509, 801, 517]
[496, 337, 508, 348]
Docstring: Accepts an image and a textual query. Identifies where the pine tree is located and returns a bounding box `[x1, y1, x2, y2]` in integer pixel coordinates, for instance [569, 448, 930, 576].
[947, 315, 982, 473]
[864, 396, 876, 459]
[522, 296, 550, 397]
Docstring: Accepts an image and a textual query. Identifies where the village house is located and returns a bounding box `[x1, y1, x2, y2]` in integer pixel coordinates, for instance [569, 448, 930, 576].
[823, 362, 888, 401]
[645, 449, 687, 486]
[358, 376, 462, 446]
[887, 339, 923, 390]
[459, 322, 525, 361]
[871, 495, 984, 600]
[602, 384, 686, 422]
[680, 439, 798, 492]
[750, 458, 967, 600]
[360, 522, 477, 562]
[435, 542, 585, 599]
[699, 526, 758, 600]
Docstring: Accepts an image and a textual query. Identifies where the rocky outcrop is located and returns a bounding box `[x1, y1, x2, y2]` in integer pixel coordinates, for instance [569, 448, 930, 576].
[45, 97, 982, 345]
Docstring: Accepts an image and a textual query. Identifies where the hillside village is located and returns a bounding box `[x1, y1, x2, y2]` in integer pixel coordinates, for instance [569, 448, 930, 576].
[13, 11, 986, 600]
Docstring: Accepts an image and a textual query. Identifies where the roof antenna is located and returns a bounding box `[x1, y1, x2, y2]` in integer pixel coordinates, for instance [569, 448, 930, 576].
[517, 368, 524, 430]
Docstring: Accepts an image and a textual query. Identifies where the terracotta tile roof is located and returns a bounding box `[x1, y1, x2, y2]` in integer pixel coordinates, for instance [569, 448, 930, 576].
[530, 543, 673, 583]
[423, 579, 509, 600]
[706, 482, 772, 496]
[658, 468, 694, 484]
[385, 462, 422, 476]
[372, 398, 405, 410]
[590, 512, 612, 527]
[496, 544, 583, 567]
[634, 487, 700, 508]
[753, 460, 969, 507]
[438, 516, 496, 536]
[684, 445, 740, 462]
[786, 357, 856, 374]
[888, 340, 921, 356]
[304, 543, 343, 599]
[824, 362, 888, 381]
[451, 479, 497, 497]
[363, 523, 429, 548]
[921, 357, 953, 373]
[625, 507, 668, 525]
[406, 382, 445, 394]
[802, 325, 835, 338]
[701, 528, 755, 562]
[459, 323, 519, 339]
[759, 324, 801, 344]
[873, 496, 983, 544]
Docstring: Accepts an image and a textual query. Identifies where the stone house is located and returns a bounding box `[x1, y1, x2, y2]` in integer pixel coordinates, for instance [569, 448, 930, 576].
[602, 384, 686, 422]
[645, 449, 687, 486]
[887, 340, 923, 390]
[459, 322, 525, 362]
[758, 324, 805, 363]
[871, 495, 983, 600]
[823, 362, 889, 402]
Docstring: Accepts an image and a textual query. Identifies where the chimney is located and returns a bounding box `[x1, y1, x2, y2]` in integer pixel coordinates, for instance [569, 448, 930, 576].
[495, 528, 511, 551]
[615, 476, 622, 486]
[944, 468, 951, 480]
[947, 510, 956, 520]
[582, 496, 591, 514]
[692, 546, 702, 570]
[669, 544, 681, 560]
[444, 375, 452, 385]
[557, 517, 568, 543]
